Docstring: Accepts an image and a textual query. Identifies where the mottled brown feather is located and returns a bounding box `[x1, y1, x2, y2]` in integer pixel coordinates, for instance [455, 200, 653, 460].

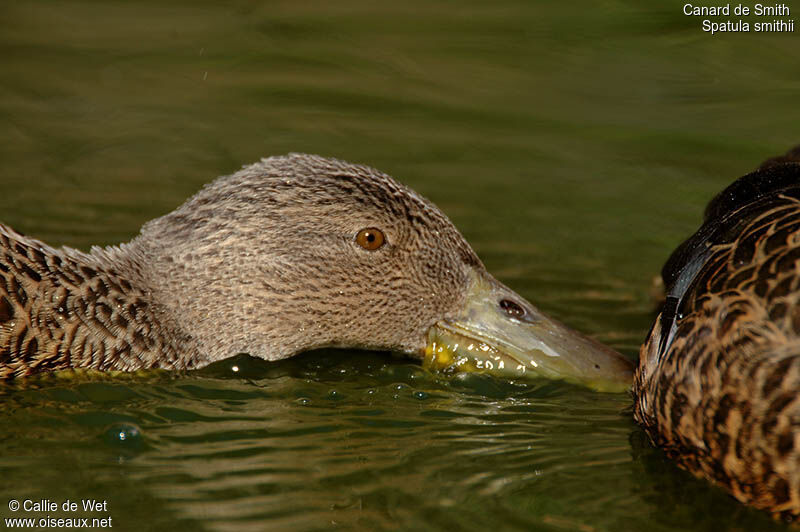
[0, 225, 195, 378]
[634, 147, 800, 518]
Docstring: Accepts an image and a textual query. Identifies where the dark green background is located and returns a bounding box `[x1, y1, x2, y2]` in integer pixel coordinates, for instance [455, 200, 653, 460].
[0, 1, 797, 530]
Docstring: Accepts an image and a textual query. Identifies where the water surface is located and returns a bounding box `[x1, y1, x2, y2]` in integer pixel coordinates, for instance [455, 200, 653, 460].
[1, 1, 798, 530]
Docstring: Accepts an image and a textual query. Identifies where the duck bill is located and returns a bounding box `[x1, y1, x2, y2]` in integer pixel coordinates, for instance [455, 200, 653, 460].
[423, 273, 634, 393]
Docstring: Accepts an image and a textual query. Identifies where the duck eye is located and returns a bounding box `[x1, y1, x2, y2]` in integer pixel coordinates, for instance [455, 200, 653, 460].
[355, 228, 386, 251]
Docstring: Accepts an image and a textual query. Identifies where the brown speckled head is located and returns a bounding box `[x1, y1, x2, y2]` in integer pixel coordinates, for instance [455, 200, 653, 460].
[132, 153, 481, 364]
[0, 154, 632, 388]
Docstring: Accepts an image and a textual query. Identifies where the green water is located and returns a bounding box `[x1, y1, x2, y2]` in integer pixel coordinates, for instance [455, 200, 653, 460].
[0, 1, 797, 530]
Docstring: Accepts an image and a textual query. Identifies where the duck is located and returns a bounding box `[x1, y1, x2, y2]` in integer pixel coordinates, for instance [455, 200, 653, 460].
[634, 145, 800, 518]
[0, 154, 633, 390]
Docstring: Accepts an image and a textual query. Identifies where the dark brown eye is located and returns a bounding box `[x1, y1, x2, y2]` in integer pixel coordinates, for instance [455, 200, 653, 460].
[356, 228, 385, 251]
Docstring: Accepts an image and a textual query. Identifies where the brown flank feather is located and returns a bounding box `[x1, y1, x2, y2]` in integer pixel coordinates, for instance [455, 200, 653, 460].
[634, 145, 800, 518]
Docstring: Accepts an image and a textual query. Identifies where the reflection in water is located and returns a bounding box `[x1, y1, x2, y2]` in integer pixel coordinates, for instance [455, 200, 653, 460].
[0, 354, 636, 531]
[0, 353, 783, 531]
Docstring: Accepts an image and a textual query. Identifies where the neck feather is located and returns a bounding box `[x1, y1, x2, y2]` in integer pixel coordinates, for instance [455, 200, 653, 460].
[0, 224, 200, 379]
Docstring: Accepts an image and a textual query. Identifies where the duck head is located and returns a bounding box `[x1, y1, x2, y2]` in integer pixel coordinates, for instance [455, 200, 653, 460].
[132, 154, 633, 391]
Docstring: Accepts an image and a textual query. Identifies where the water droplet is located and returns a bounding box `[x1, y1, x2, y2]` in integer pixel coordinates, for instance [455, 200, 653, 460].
[413, 391, 429, 400]
[103, 423, 143, 450]
[296, 397, 311, 406]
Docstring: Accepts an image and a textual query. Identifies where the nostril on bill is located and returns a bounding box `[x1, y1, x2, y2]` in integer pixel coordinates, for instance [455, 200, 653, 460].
[499, 298, 526, 319]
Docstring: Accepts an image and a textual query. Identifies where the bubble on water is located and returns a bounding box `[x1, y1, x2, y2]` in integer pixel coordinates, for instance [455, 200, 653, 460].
[103, 422, 144, 451]
[296, 397, 311, 406]
[413, 391, 429, 400]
